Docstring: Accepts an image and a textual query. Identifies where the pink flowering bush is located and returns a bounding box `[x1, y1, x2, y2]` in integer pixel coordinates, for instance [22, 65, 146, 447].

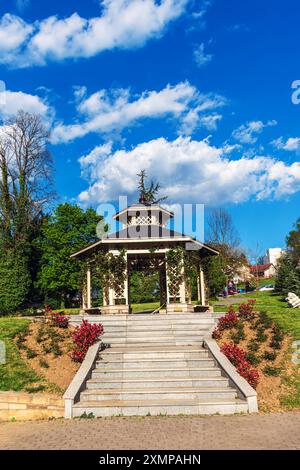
[71, 320, 104, 363]
[221, 342, 259, 389]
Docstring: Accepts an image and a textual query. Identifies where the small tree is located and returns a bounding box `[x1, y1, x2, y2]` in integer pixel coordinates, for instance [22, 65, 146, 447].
[137, 170, 167, 205]
[202, 255, 227, 298]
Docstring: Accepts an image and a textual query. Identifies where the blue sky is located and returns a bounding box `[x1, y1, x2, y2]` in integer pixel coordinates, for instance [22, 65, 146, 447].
[0, 0, 300, 255]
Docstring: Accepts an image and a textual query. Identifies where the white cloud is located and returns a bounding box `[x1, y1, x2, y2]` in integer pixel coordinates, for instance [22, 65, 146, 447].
[272, 137, 300, 152]
[0, 0, 189, 67]
[0, 88, 50, 120]
[78, 136, 300, 207]
[232, 120, 277, 144]
[51, 82, 226, 144]
[193, 43, 213, 68]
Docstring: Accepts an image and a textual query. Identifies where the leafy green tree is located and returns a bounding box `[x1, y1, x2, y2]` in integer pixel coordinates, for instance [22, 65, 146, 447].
[202, 255, 227, 298]
[35, 204, 103, 307]
[129, 271, 160, 304]
[286, 218, 300, 265]
[275, 218, 300, 297]
[275, 254, 300, 296]
[0, 247, 31, 314]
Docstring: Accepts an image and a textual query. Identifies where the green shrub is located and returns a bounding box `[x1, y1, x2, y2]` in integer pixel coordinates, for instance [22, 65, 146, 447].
[256, 328, 267, 343]
[25, 385, 47, 393]
[270, 339, 282, 350]
[39, 359, 49, 368]
[246, 352, 261, 365]
[263, 351, 277, 361]
[230, 323, 246, 344]
[248, 341, 260, 352]
[263, 365, 281, 376]
[26, 348, 37, 359]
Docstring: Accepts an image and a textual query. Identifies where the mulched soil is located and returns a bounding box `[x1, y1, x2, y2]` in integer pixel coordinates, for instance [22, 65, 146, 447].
[217, 315, 296, 412]
[15, 322, 79, 394]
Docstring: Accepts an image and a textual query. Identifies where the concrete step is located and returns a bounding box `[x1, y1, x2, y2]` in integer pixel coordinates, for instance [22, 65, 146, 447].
[86, 376, 229, 390]
[70, 315, 214, 324]
[72, 398, 248, 417]
[96, 358, 215, 369]
[91, 367, 222, 379]
[99, 347, 208, 360]
[80, 386, 238, 402]
[103, 325, 211, 338]
[101, 340, 204, 347]
[102, 334, 208, 343]
[101, 325, 213, 333]
[102, 335, 206, 342]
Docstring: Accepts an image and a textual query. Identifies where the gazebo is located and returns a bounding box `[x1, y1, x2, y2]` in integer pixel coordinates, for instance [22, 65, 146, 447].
[71, 202, 218, 315]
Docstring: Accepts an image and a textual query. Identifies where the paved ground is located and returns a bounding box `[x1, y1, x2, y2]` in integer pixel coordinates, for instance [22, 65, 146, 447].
[0, 412, 300, 450]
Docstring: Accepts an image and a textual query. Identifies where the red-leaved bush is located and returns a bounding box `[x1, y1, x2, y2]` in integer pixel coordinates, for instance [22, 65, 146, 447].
[238, 300, 256, 319]
[218, 307, 239, 331]
[52, 312, 69, 328]
[71, 320, 104, 363]
[220, 342, 259, 389]
[236, 361, 260, 389]
[212, 327, 222, 340]
[220, 343, 247, 367]
[45, 304, 53, 315]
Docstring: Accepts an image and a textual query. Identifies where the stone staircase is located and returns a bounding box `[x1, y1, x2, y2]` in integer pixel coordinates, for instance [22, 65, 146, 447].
[70, 313, 249, 417]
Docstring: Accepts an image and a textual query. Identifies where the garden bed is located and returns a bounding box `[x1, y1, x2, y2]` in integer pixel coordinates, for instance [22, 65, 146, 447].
[14, 322, 80, 393]
[213, 301, 299, 412]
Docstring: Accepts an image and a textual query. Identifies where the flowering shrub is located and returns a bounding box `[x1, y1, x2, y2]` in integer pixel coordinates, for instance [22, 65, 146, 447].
[237, 362, 260, 389]
[45, 304, 53, 315]
[218, 307, 239, 331]
[238, 300, 256, 319]
[212, 327, 222, 340]
[71, 320, 104, 363]
[52, 311, 69, 329]
[220, 343, 247, 367]
[221, 342, 259, 389]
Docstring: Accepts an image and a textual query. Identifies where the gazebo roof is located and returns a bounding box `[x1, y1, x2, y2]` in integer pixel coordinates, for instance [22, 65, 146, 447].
[71, 226, 218, 259]
[71, 201, 218, 259]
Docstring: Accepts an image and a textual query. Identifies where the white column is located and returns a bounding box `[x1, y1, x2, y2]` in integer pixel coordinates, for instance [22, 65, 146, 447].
[197, 274, 201, 302]
[82, 288, 87, 310]
[199, 267, 206, 306]
[165, 257, 170, 304]
[87, 267, 92, 309]
[124, 252, 129, 305]
[179, 256, 186, 303]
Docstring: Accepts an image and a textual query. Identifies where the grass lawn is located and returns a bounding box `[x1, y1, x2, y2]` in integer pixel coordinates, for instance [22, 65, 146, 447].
[131, 302, 160, 313]
[0, 318, 41, 391]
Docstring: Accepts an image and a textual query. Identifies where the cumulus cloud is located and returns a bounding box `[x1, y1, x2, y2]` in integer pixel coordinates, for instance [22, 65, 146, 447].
[51, 81, 226, 144]
[272, 136, 300, 152]
[78, 136, 300, 207]
[0, 88, 50, 120]
[0, 0, 189, 67]
[193, 43, 213, 68]
[232, 120, 277, 144]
